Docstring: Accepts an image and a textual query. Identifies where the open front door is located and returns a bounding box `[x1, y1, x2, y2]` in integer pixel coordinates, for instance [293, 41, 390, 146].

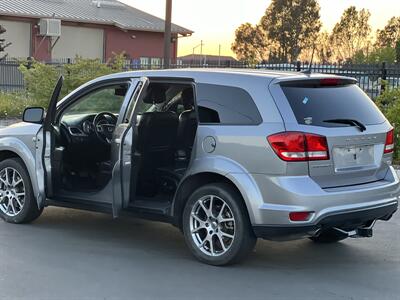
[111, 77, 148, 217]
[35, 76, 64, 208]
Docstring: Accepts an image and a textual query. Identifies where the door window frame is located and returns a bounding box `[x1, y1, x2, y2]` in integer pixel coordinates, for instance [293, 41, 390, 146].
[130, 77, 198, 124]
[55, 78, 133, 126]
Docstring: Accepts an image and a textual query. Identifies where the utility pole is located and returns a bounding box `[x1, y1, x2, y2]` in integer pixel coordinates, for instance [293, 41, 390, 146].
[163, 0, 172, 69]
[200, 40, 204, 66]
[218, 44, 221, 67]
[192, 41, 204, 65]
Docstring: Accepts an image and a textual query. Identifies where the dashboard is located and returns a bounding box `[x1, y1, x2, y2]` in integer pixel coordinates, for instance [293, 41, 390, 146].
[61, 114, 96, 137]
[58, 113, 118, 165]
[59, 113, 118, 148]
[61, 113, 117, 137]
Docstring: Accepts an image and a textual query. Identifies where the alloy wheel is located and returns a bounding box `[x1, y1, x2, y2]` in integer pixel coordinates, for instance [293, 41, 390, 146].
[0, 167, 25, 217]
[190, 195, 235, 257]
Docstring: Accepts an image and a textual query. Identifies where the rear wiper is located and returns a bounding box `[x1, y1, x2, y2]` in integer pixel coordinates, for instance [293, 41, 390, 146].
[323, 119, 367, 132]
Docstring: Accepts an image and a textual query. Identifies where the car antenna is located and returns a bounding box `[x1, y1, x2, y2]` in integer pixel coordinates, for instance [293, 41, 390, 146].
[301, 42, 316, 75]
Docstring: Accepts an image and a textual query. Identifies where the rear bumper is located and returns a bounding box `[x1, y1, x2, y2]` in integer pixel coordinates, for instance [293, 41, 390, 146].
[253, 200, 398, 241]
[250, 166, 400, 226]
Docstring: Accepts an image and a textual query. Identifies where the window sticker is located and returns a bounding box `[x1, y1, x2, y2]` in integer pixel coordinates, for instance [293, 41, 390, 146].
[302, 97, 309, 104]
[304, 117, 313, 125]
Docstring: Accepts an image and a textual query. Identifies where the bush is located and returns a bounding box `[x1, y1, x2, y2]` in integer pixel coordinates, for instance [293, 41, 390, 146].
[375, 87, 400, 161]
[19, 61, 60, 108]
[0, 54, 128, 119]
[18, 53, 127, 109]
[0, 92, 33, 118]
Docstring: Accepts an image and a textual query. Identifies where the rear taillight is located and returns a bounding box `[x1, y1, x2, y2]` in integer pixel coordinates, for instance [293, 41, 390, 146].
[267, 132, 329, 161]
[384, 129, 395, 154]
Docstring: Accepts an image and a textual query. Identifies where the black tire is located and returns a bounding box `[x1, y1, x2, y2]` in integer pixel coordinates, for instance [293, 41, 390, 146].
[309, 228, 348, 243]
[0, 158, 43, 224]
[182, 182, 257, 266]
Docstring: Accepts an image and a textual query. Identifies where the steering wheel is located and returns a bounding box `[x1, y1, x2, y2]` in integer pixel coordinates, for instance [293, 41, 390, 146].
[93, 112, 118, 145]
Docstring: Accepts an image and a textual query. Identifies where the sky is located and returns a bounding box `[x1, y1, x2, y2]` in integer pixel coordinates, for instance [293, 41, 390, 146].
[120, 0, 400, 58]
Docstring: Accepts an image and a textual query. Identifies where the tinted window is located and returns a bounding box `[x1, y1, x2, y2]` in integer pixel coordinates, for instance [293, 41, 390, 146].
[198, 106, 220, 123]
[197, 84, 262, 125]
[281, 84, 385, 127]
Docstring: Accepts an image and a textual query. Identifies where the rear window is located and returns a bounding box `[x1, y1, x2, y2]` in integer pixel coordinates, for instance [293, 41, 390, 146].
[281, 84, 386, 127]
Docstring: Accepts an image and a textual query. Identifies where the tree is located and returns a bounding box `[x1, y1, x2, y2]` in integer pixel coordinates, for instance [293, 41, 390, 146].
[330, 6, 371, 62]
[260, 0, 321, 62]
[376, 17, 400, 48]
[368, 47, 396, 64]
[315, 31, 334, 63]
[396, 40, 400, 63]
[0, 24, 11, 61]
[353, 47, 396, 64]
[231, 23, 268, 63]
[300, 31, 333, 63]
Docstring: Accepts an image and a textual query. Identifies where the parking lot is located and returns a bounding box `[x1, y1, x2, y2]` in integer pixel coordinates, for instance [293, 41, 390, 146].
[0, 203, 399, 300]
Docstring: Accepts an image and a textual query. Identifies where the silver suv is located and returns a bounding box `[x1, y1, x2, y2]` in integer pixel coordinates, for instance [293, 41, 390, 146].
[0, 70, 398, 265]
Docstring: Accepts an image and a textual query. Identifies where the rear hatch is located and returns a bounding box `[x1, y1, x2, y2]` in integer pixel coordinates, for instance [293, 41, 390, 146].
[270, 77, 393, 188]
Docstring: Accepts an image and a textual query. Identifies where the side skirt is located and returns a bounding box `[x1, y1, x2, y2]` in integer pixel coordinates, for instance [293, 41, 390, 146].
[45, 198, 175, 224]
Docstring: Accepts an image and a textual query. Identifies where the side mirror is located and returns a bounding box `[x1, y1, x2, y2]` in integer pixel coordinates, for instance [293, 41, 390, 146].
[23, 107, 45, 124]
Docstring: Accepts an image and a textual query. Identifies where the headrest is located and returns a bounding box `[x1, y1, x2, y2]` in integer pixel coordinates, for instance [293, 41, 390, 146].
[181, 88, 194, 109]
[182, 88, 193, 100]
[143, 85, 167, 104]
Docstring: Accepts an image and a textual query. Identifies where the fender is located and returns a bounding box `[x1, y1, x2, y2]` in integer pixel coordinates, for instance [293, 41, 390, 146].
[0, 136, 42, 208]
[173, 155, 265, 224]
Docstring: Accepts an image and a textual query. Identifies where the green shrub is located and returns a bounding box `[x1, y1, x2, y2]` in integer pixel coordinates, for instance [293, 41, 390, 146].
[0, 92, 33, 118]
[19, 61, 60, 108]
[18, 53, 127, 109]
[0, 54, 128, 119]
[375, 87, 400, 161]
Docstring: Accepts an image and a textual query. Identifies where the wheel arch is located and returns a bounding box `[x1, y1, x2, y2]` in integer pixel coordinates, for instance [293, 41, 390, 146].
[0, 138, 41, 208]
[0, 150, 21, 162]
[171, 170, 263, 229]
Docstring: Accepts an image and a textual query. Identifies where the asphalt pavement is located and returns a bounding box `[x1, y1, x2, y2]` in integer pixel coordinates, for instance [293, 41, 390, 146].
[0, 204, 399, 300]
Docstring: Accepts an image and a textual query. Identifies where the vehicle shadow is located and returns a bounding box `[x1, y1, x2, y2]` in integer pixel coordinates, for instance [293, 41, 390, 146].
[12, 207, 397, 271]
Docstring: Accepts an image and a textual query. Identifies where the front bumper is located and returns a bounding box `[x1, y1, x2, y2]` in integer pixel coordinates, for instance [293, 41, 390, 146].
[253, 200, 398, 241]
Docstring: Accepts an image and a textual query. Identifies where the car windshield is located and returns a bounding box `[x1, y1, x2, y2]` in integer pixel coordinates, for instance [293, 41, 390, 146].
[281, 84, 386, 127]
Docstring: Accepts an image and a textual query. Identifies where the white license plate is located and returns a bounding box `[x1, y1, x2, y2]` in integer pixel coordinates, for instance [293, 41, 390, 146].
[333, 145, 375, 170]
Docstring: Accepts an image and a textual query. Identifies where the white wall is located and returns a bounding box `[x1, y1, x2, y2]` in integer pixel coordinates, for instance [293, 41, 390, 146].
[0, 19, 31, 58]
[52, 25, 104, 60]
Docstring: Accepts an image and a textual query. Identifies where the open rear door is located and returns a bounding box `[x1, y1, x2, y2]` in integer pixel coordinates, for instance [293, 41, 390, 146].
[35, 76, 64, 207]
[111, 77, 148, 217]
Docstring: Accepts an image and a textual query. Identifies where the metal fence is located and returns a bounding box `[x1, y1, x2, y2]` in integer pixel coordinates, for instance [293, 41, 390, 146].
[252, 61, 400, 99]
[0, 59, 25, 92]
[1, 58, 400, 99]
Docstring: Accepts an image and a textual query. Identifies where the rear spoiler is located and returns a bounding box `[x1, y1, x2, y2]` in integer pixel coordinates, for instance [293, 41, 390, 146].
[279, 78, 357, 88]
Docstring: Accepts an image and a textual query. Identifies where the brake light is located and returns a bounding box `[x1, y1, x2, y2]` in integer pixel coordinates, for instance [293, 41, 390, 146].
[267, 132, 329, 161]
[384, 129, 395, 154]
[320, 78, 340, 86]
